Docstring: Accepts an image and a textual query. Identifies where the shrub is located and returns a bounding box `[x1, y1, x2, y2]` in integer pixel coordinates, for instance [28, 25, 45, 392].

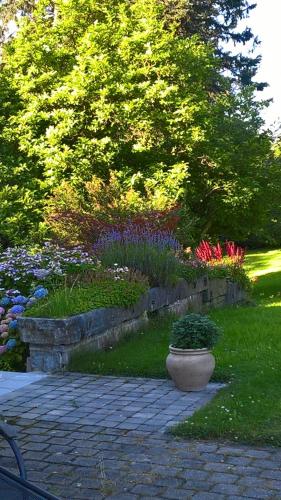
[206, 259, 252, 291]
[177, 259, 207, 282]
[45, 169, 187, 246]
[170, 313, 221, 350]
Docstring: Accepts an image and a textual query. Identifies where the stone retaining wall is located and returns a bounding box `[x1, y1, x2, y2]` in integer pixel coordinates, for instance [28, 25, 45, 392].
[18, 277, 245, 372]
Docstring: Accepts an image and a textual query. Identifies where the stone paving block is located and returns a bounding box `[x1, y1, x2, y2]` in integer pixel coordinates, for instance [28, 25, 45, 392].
[107, 495, 138, 500]
[130, 484, 165, 496]
[260, 469, 281, 480]
[22, 450, 50, 461]
[184, 479, 215, 493]
[181, 469, 210, 481]
[225, 455, 253, 466]
[21, 441, 50, 452]
[242, 487, 275, 498]
[162, 487, 195, 499]
[211, 471, 240, 483]
[203, 462, 237, 473]
[253, 458, 280, 469]
[231, 465, 263, 477]
[211, 483, 242, 495]
[193, 493, 225, 499]
[237, 476, 267, 488]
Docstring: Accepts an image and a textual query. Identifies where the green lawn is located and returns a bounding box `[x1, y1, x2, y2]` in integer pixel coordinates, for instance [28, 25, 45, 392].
[174, 250, 281, 446]
[69, 250, 281, 446]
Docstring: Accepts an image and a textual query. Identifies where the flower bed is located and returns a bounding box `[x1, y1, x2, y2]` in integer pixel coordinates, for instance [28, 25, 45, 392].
[0, 234, 250, 371]
[0, 244, 96, 370]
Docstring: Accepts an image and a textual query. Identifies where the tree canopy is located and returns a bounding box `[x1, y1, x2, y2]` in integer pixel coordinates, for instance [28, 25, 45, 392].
[0, 0, 276, 246]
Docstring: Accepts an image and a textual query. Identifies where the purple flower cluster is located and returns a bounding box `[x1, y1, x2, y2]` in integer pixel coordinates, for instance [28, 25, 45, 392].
[93, 226, 181, 254]
[0, 243, 96, 291]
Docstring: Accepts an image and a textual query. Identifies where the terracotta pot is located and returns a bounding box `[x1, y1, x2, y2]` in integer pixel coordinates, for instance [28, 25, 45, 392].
[166, 346, 215, 392]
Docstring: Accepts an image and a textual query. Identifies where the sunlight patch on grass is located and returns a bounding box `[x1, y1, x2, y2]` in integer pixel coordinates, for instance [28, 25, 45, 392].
[245, 249, 281, 277]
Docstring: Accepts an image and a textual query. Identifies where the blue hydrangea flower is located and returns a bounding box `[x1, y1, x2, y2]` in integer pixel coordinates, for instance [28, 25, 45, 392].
[0, 297, 11, 307]
[10, 305, 25, 314]
[9, 319, 18, 330]
[33, 288, 48, 299]
[6, 339, 16, 350]
[12, 295, 28, 305]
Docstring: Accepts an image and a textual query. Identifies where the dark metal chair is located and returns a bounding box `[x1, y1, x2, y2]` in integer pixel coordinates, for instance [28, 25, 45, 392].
[0, 422, 60, 499]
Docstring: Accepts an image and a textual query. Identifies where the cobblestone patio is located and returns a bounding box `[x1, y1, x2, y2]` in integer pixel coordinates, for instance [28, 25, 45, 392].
[0, 373, 280, 499]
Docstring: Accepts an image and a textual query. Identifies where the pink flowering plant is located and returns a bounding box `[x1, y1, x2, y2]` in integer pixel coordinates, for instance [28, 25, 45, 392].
[193, 240, 250, 290]
[195, 240, 245, 264]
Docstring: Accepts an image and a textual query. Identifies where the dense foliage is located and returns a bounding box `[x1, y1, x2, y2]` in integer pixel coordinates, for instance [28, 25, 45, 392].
[170, 313, 221, 349]
[0, 0, 274, 247]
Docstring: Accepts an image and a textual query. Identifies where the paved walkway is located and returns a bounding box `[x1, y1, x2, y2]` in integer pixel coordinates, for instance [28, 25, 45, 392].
[0, 370, 47, 397]
[0, 373, 280, 499]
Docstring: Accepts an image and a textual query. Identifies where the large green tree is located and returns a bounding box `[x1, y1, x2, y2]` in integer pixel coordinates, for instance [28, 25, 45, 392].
[0, 0, 272, 245]
[162, 0, 265, 89]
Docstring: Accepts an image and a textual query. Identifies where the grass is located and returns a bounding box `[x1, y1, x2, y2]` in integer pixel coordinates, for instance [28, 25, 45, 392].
[244, 248, 281, 277]
[69, 249, 281, 446]
[174, 251, 281, 446]
[69, 314, 174, 377]
[24, 280, 148, 318]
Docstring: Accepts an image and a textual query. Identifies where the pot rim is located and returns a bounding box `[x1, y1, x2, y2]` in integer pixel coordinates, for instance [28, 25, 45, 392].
[169, 345, 211, 355]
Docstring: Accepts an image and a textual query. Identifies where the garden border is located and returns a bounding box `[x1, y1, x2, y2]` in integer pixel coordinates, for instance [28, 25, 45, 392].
[18, 277, 244, 372]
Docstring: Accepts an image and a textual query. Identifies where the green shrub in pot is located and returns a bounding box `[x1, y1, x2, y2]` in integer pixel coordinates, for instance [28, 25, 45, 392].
[170, 313, 221, 350]
[167, 314, 222, 392]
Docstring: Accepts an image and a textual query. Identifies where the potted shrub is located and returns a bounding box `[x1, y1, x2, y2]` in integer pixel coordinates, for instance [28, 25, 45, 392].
[166, 313, 221, 391]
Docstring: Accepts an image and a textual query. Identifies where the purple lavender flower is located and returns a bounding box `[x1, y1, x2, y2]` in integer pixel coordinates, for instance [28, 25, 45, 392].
[93, 226, 181, 254]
